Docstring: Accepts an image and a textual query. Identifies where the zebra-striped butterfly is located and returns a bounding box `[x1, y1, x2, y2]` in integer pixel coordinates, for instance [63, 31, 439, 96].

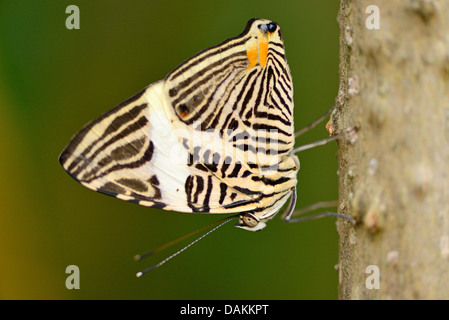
[60, 18, 298, 230]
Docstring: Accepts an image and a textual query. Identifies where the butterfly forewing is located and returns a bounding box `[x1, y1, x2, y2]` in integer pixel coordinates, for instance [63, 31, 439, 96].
[164, 19, 298, 217]
[60, 18, 299, 227]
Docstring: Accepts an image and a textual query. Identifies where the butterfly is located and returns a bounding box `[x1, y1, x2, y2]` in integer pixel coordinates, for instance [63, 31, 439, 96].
[59, 18, 300, 232]
[59, 18, 355, 275]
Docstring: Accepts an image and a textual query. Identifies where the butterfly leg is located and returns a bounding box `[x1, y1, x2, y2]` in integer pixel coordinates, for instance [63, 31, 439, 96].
[292, 100, 358, 154]
[291, 127, 357, 154]
[281, 187, 356, 225]
[294, 103, 336, 138]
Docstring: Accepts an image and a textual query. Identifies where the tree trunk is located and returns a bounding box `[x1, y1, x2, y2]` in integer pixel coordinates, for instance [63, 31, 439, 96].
[334, 0, 449, 299]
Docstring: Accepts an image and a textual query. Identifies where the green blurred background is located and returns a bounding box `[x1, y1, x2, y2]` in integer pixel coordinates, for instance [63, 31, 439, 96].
[0, 0, 341, 299]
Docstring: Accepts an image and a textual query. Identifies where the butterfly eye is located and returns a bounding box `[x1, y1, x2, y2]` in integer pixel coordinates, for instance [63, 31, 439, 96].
[258, 22, 277, 34]
[241, 213, 259, 228]
[258, 24, 268, 33]
[267, 23, 277, 32]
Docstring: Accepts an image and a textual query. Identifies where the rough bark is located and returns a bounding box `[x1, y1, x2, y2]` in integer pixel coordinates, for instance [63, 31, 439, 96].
[334, 0, 449, 299]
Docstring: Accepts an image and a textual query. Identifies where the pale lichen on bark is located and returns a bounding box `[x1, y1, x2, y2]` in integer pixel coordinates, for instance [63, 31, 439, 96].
[335, 0, 449, 299]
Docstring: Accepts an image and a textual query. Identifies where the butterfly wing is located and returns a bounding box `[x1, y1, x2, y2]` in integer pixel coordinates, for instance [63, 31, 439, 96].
[59, 81, 258, 213]
[163, 19, 298, 215]
[60, 18, 298, 219]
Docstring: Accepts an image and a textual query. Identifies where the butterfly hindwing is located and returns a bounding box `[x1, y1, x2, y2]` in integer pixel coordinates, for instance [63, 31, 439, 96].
[59, 81, 257, 213]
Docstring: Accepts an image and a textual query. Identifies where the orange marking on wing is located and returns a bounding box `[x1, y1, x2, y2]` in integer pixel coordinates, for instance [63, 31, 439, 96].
[258, 36, 268, 67]
[246, 30, 270, 70]
[246, 48, 258, 70]
[180, 111, 189, 118]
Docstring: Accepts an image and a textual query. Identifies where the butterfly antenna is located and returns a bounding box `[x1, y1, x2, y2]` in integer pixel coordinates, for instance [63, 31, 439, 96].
[135, 215, 239, 277]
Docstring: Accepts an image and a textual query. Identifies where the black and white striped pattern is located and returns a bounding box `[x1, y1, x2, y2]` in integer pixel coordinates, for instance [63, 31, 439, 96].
[59, 19, 299, 231]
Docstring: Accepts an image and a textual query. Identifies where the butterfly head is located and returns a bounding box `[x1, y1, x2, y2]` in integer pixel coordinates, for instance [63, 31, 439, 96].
[235, 212, 267, 231]
[257, 21, 277, 34]
[244, 19, 285, 70]
[244, 18, 280, 36]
